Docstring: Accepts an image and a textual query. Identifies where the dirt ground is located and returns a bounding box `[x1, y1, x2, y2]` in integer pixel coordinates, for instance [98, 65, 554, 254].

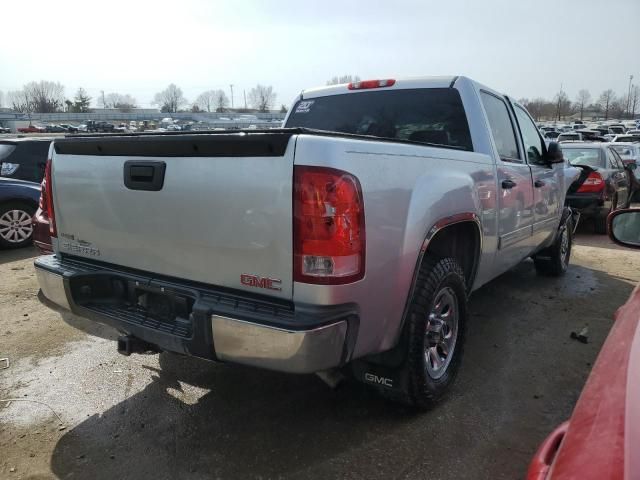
[1, 226, 640, 480]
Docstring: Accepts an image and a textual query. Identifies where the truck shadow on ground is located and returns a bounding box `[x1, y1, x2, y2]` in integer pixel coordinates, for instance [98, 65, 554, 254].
[48, 257, 636, 480]
[0, 245, 39, 266]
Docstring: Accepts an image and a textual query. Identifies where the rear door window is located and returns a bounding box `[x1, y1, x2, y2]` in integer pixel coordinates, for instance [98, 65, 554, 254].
[480, 92, 520, 162]
[286, 88, 473, 151]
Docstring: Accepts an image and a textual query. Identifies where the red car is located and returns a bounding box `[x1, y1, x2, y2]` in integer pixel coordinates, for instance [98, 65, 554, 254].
[527, 207, 640, 479]
[17, 125, 45, 134]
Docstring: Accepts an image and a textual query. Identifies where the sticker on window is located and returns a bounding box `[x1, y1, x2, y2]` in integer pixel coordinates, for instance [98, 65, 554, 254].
[295, 100, 315, 114]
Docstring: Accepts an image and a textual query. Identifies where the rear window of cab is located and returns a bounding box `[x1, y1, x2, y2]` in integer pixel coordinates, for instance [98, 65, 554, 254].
[285, 88, 473, 151]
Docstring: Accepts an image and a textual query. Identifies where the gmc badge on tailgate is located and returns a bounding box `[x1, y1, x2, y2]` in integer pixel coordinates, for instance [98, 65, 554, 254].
[240, 274, 282, 292]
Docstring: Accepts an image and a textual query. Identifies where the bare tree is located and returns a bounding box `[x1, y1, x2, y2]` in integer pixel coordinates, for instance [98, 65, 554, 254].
[553, 90, 571, 120]
[99, 92, 137, 111]
[575, 89, 591, 120]
[248, 85, 276, 112]
[597, 89, 616, 120]
[327, 75, 361, 85]
[7, 90, 30, 112]
[195, 90, 216, 112]
[214, 90, 229, 112]
[28, 81, 65, 112]
[153, 84, 187, 113]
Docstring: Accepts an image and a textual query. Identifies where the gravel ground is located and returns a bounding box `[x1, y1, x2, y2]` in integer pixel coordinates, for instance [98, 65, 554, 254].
[1, 227, 639, 479]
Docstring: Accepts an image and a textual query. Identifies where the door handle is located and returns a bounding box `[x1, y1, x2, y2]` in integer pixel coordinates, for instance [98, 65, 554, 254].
[534, 180, 546, 188]
[124, 160, 166, 191]
[501, 179, 517, 189]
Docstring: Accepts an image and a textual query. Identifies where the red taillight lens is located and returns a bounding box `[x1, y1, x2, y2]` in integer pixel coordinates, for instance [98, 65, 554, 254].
[576, 171, 605, 193]
[293, 166, 365, 284]
[41, 159, 57, 237]
[348, 79, 396, 90]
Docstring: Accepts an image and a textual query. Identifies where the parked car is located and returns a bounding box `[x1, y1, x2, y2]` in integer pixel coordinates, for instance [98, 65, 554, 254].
[45, 124, 67, 133]
[0, 138, 52, 183]
[0, 125, 11, 134]
[59, 124, 78, 133]
[527, 208, 640, 480]
[557, 132, 583, 142]
[564, 143, 630, 233]
[612, 134, 640, 143]
[17, 125, 45, 133]
[0, 177, 40, 248]
[86, 120, 115, 133]
[543, 130, 560, 140]
[34, 76, 574, 407]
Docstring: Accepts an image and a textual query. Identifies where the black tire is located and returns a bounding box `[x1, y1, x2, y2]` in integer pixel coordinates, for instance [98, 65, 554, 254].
[534, 218, 572, 276]
[381, 256, 467, 408]
[0, 202, 36, 249]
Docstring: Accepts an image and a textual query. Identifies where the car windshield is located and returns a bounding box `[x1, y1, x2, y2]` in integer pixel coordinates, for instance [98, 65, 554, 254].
[285, 88, 473, 151]
[564, 148, 604, 168]
[559, 134, 579, 140]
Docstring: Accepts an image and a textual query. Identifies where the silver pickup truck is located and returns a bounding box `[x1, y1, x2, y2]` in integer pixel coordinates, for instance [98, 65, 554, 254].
[35, 76, 572, 407]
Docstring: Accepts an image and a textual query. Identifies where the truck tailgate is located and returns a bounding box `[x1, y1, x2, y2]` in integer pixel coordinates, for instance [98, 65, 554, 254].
[51, 132, 296, 300]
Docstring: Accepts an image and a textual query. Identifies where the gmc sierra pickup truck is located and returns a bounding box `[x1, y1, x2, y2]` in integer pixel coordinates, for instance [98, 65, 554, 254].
[35, 76, 572, 407]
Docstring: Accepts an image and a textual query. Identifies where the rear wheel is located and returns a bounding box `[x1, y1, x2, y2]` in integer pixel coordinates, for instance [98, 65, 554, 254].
[0, 202, 35, 249]
[381, 256, 467, 408]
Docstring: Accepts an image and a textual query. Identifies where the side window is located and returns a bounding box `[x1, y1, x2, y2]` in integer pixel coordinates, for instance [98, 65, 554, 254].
[480, 92, 520, 162]
[514, 105, 546, 165]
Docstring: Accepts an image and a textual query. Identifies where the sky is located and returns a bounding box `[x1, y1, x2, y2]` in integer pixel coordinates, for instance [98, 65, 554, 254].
[1, 0, 638, 109]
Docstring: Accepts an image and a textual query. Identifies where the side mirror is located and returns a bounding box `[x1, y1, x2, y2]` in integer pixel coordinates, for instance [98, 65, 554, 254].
[608, 209, 640, 249]
[545, 142, 564, 164]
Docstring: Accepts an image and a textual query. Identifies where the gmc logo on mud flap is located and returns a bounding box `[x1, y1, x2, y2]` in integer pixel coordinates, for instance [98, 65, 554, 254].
[364, 373, 394, 388]
[240, 274, 282, 291]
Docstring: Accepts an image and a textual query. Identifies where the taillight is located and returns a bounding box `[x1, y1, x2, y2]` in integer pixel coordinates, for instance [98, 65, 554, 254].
[576, 171, 605, 193]
[348, 79, 396, 90]
[293, 166, 365, 284]
[41, 159, 57, 237]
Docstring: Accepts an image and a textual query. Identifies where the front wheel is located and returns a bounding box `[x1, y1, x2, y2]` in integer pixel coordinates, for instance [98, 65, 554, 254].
[382, 256, 467, 408]
[534, 218, 572, 276]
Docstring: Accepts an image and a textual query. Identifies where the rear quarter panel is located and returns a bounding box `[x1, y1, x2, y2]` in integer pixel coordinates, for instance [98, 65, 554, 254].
[292, 134, 497, 357]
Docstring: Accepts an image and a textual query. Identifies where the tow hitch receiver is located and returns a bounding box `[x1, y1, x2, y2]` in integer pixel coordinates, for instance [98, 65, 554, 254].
[117, 335, 160, 356]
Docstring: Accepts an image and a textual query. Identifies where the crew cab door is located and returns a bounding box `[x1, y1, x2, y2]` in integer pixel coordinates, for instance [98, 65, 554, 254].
[511, 102, 562, 246]
[479, 91, 535, 272]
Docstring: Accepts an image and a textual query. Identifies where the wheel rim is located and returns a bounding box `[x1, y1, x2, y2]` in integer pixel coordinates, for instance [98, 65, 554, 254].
[0, 209, 33, 243]
[560, 228, 570, 266]
[424, 287, 459, 379]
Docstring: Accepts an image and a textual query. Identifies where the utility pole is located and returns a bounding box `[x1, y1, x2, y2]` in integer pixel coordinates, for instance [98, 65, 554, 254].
[229, 84, 234, 109]
[556, 83, 563, 121]
[101, 90, 106, 109]
[627, 75, 634, 119]
[243, 90, 247, 109]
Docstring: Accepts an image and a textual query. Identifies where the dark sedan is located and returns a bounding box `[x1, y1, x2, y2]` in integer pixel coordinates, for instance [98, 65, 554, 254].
[564, 143, 630, 234]
[0, 177, 41, 248]
[0, 138, 52, 183]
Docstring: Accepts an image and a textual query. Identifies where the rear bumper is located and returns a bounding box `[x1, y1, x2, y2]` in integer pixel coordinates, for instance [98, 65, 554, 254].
[35, 255, 356, 374]
[565, 193, 609, 217]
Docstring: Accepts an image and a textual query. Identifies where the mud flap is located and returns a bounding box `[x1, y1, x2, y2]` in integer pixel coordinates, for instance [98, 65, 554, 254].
[349, 357, 411, 394]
